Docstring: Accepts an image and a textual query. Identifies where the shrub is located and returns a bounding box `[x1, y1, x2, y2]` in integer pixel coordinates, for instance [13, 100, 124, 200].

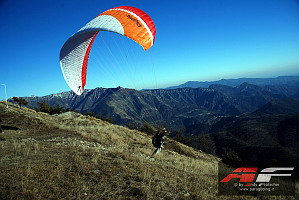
[36, 102, 66, 115]
[139, 123, 155, 135]
[83, 112, 114, 124]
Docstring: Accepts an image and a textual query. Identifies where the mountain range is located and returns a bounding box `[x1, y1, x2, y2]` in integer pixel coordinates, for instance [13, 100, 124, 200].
[21, 76, 299, 133]
[16, 76, 299, 166]
[167, 76, 299, 90]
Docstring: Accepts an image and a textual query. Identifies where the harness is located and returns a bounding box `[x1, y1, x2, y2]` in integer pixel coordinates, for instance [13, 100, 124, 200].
[152, 132, 165, 148]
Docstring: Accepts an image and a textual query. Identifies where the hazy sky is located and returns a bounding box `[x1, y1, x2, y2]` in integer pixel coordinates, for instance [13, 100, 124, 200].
[1, 0, 299, 98]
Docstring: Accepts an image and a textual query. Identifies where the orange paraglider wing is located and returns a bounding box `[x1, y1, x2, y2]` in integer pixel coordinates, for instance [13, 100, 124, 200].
[60, 6, 156, 95]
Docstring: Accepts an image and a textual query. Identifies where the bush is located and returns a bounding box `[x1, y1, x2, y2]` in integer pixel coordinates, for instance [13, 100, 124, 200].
[139, 123, 155, 135]
[36, 102, 66, 115]
[97, 115, 114, 124]
[83, 112, 114, 124]
[84, 112, 96, 117]
[126, 122, 139, 130]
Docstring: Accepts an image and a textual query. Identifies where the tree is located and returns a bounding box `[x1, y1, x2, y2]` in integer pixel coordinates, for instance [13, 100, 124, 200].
[139, 123, 155, 135]
[12, 97, 28, 108]
[37, 101, 52, 113]
[35, 102, 66, 115]
[51, 105, 66, 115]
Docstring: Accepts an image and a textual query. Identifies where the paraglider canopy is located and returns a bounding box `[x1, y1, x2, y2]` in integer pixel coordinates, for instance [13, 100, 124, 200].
[60, 6, 156, 95]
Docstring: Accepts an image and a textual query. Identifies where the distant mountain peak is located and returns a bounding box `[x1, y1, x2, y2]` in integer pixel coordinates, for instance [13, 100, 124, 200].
[166, 76, 299, 89]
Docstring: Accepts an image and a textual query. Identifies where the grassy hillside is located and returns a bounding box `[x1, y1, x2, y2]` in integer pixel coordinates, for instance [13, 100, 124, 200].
[0, 102, 296, 199]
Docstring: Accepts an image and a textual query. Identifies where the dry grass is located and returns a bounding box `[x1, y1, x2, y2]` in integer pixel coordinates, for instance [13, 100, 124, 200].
[0, 102, 297, 200]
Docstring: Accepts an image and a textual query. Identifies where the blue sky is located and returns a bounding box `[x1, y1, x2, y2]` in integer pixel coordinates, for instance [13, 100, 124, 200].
[1, 0, 299, 98]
